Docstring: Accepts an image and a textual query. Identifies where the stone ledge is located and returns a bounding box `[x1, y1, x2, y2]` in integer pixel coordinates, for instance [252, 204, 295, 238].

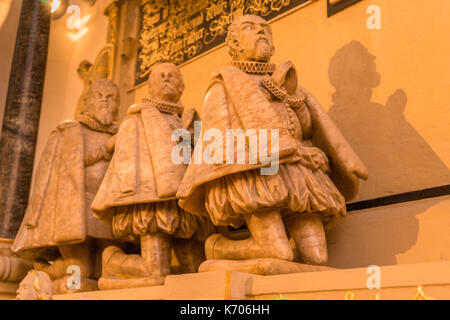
[53, 261, 450, 300]
[250, 261, 450, 298]
[55, 271, 258, 300]
[0, 281, 18, 300]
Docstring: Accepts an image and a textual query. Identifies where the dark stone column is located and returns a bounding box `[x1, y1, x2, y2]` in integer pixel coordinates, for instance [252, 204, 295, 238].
[0, 0, 51, 239]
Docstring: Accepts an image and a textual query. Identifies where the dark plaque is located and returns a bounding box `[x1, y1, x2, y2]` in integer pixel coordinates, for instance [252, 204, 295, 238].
[327, 0, 362, 17]
[135, 0, 315, 86]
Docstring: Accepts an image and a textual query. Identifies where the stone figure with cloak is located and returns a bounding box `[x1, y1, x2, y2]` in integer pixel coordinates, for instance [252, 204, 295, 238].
[12, 79, 121, 293]
[177, 15, 368, 274]
[91, 63, 215, 289]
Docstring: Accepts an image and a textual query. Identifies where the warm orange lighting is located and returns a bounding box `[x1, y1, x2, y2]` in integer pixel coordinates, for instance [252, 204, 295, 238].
[0, 0, 12, 30]
[50, 0, 61, 13]
[67, 27, 88, 41]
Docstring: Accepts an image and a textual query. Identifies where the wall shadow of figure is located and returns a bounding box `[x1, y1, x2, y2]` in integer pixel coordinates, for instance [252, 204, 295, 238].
[327, 40, 450, 201]
[326, 40, 450, 268]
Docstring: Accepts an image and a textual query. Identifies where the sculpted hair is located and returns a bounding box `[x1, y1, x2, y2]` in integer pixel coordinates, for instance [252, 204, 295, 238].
[226, 16, 244, 59]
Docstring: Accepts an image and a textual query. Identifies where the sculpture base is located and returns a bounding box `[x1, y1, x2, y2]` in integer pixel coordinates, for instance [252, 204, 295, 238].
[0, 281, 18, 300]
[53, 276, 98, 294]
[198, 258, 334, 275]
[51, 261, 450, 300]
[98, 276, 165, 290]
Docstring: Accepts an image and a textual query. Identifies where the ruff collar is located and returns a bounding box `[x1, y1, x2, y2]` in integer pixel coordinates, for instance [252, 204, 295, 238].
[142, 98, 184, 116]
[230, 60, 276, 75]
[259, 61, 306, 109]
[77, 114, 118, 134]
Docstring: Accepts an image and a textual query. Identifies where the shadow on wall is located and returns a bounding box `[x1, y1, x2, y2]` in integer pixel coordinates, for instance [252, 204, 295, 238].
[326, 197, 446, 268]
[325, 41, 449, 268]
[327, 40, 450, 201]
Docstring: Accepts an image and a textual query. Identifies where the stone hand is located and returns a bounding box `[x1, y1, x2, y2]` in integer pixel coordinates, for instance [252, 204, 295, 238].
[298, 146, 331, 173]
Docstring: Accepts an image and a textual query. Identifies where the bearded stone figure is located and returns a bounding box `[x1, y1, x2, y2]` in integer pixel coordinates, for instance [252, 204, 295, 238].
[91, 63, 215, 289]
[12, 79, 120, 292]
[177, 15, 368, 274]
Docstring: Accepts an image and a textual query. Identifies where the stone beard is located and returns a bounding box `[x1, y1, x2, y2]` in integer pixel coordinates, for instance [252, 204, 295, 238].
[254, 38, 273, 61]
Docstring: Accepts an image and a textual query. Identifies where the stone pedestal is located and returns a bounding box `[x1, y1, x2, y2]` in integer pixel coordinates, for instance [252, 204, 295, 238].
[49, 196, 450, 300]
[0, 239, 32, 299]
[198, 258, 333, 275]
[51, 261, 450, 300]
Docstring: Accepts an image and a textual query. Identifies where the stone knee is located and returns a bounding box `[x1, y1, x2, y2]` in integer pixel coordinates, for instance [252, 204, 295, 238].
[140, 233, 172, 278]
[173, 238, 206, 273]
[247, 209, 294, 261]
[264, 237, 294, 261]
[285, 214, 328, 265]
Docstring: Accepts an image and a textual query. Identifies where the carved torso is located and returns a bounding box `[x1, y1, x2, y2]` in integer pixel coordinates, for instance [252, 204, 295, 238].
[81, 124, 115, 239]
[81, 125, 112, 196]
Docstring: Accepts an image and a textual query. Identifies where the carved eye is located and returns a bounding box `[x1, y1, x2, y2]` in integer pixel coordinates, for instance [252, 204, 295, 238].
[241, 23, 254, 31]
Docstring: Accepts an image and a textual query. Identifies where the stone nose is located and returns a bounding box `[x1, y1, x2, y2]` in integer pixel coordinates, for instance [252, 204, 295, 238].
[255, 25, 265, 35]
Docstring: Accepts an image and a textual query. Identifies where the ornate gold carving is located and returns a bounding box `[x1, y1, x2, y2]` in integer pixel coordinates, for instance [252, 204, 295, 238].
[104, 0, 120, 45]
[414, 285, 435, 300]
[344, 291, 355, 300]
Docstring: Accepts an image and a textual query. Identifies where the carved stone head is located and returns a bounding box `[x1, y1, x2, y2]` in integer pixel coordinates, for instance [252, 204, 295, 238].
[16, 270, 53, 300]
[83, 79, 119, 126]
[226, 15, 275, 62]
[148, 62, 185, 103]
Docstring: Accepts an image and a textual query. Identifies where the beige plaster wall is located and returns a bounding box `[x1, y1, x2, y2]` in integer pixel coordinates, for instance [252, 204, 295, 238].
[327, 195, 450, 269]
[134, 0, 450, 202]
[0, 0, 22, 132]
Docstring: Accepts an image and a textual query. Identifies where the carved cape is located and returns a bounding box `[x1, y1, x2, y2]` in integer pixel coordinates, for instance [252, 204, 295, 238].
[91, 104, 199, 221]
[12, 121, 112, 259]
[177, 65, 368, 216]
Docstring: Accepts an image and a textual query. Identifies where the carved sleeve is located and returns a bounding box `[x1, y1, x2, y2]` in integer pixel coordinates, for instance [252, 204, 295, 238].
[114, 116, 137, 195]
[295, 101, 313, 140]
